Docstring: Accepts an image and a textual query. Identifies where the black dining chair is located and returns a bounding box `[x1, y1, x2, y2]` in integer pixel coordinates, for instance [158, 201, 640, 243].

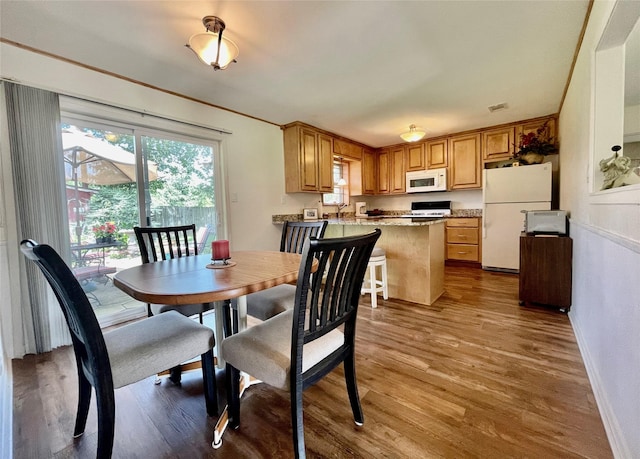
[220, 229, 381, 458]
[245, 220, 328, 321]
[20, 239, 218, 459]
[134, 224, 214, 323]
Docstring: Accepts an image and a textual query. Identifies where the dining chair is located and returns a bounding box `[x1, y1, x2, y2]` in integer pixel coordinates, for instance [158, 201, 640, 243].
[245, 220, 328, 321]
[20, 239, 218, 459]
[220, 229, 381, 458]
[134, 224, 214, 323]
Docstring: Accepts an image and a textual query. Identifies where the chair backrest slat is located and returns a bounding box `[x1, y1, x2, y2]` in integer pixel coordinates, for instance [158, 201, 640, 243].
[134, 224, 198, 263]
[280, 221, 328, 254]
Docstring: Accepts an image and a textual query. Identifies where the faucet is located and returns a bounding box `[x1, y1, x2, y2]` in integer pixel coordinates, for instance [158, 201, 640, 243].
[336, 203, 348, 219]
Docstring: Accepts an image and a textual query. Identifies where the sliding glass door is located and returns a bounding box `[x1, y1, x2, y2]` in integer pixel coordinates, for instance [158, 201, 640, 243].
[61, 118, 224, 326]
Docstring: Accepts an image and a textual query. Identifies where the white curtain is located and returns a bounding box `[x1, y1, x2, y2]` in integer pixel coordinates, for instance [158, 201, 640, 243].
[3, 81, 71, 353]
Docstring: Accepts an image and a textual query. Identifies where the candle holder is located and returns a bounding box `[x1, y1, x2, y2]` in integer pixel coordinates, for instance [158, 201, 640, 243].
[210, 240, 232, 266]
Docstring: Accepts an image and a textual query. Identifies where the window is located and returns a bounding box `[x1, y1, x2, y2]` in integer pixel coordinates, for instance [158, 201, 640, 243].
[322, 159, 350, 205]
[60, 97, 228, 326]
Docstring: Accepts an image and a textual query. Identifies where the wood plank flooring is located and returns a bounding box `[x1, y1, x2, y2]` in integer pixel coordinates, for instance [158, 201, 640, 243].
[12, 266, 612, 458]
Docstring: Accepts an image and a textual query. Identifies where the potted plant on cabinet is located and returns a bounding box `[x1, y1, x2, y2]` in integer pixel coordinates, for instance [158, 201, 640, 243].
[512, 121, 558, 165]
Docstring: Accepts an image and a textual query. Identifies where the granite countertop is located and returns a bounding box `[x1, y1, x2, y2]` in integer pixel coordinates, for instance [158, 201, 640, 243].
[273, 208, 482, 225]
[325, 217, 445, 226]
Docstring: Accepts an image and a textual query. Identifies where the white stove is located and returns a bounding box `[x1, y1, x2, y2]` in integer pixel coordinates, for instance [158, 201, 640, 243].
[401, 209, 451, 218]
[400, 200, 452, 218]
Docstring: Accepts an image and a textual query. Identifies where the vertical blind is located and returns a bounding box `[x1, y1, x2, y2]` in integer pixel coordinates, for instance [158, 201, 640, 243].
[3, 81, 71, 353]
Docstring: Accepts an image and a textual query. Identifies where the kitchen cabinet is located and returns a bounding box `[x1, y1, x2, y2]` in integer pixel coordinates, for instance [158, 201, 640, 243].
[519, 234, 572, 312]
[448, 133, 481, 189]
[445, 217, 481, 263]
[482, 126, 515, 162]
[426, 138, 448, 169]
[361, 149, 377, 195]
[406, 144, 425, 171]
[515, 116, 557, 148]
[390, 147, 406, 193]
[283, 123, 333, 193]
[377, 149, 390, 194]
[333, 138, 362, 161]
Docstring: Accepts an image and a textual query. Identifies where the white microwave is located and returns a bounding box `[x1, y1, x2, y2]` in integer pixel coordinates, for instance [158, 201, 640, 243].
[406, 168, 447, 193]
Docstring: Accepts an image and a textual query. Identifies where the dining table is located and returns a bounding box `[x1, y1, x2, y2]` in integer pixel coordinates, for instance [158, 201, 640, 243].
[112, 249, 312, 449]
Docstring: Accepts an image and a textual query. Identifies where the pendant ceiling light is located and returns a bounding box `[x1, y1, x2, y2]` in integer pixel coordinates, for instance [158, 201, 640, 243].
[400, 124, 426, 142]
[337, 157, 347, 186]
[186, 16, 239, 70]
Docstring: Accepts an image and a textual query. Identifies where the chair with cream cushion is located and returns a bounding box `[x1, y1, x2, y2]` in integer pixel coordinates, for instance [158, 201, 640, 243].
[221, 229, 381, 458]
[20, 239, 217, 459]
[245, 220, 328, 321]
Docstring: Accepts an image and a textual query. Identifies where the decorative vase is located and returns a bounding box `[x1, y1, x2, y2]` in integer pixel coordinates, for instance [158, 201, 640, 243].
[95, 236, 105, 244]
[519, 152, 545, 165]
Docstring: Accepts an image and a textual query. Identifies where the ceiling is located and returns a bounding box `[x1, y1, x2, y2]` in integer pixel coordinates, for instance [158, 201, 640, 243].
[0, 1, 590, 148]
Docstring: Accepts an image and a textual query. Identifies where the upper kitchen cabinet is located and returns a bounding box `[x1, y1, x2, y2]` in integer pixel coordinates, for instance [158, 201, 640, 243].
[515, 116, 557, 149]
[449, 133, 481, 189]
[361, 148, 377, 195]
[377, 149, 391, 194]
[390, 146, 406, 193]
[406, 144, 425, 171]
[482, 126, 515, 162]
[283, 123, 333, 193]
[333, 138, 363, 161]
[426, 138, 448, 169]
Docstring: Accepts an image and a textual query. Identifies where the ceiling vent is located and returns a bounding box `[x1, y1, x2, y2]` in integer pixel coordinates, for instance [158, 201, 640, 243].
[488, 102, 508, 113]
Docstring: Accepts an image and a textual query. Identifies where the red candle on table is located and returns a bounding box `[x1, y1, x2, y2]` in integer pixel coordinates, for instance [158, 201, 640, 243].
[212, 240, 230, 260]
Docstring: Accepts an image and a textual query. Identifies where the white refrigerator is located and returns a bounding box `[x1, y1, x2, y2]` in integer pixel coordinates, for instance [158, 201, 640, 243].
[482, 163, 552, 272]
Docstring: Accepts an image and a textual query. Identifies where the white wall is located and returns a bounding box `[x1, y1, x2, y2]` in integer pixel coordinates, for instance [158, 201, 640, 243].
[560, 1, 640, 456]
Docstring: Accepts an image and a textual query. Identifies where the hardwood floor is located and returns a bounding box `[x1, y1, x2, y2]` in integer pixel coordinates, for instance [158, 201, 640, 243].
[13, 266, 612, 458]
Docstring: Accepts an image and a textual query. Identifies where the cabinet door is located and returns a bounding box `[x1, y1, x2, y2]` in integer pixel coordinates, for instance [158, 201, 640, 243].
[333, 138, 362, 160]
[449, 133, 481, 189]
[390, 147, 406, 193]
[406, 144, 425, 171]
[426, 139, 448, 169]
[515, 117, 557, 147]
[317, 134, 334, 193]
[483, 126, 515, 162]
[300, 128, 319, 191]
[377, 149, 390, 194]
[362, 149, 377, 195]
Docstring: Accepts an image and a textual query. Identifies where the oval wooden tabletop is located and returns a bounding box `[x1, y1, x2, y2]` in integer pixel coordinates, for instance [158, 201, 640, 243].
[113, 251, 305, 305]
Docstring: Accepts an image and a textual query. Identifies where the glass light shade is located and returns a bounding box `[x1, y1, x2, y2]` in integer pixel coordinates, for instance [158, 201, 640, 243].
[400, 125, 426, 142]
[188, 32, 239, 69]
[337, 177, 347, 186]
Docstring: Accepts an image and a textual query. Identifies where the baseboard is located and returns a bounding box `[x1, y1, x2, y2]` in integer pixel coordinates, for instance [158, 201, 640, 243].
[571, 314, 631, 458]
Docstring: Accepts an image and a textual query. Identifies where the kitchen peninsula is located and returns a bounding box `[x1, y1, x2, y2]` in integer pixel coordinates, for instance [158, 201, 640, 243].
[274, 216, 445, 306]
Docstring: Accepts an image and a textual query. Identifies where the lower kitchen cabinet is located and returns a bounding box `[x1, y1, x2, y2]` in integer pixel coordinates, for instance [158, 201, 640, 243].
[446, 217, 481, 264]
[519, 234, 573, 312]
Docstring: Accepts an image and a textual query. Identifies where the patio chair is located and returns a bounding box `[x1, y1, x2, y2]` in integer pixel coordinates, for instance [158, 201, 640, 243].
[220, 229, 380, 458]
[20, 239, 217, 459]
[244, 220, 328, 321]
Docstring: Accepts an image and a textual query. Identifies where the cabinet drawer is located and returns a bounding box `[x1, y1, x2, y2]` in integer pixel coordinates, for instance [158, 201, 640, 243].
[447, 227, 479, 244]
[446, 244, 479, 262]
[446, 217, 479, 228]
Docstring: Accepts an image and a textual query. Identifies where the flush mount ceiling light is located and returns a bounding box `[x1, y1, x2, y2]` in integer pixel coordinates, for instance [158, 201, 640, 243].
[186, 15, 239, 70]
[400, 124, 426, 142]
